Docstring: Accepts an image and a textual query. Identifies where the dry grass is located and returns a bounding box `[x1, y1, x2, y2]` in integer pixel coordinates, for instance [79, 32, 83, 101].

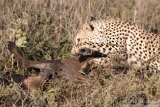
[0, 0, 160, 106]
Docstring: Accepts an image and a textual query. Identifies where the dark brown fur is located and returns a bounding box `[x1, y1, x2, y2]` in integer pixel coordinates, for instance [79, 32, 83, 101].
[7, 41, 95, 95]
[8, 41, 94, 79]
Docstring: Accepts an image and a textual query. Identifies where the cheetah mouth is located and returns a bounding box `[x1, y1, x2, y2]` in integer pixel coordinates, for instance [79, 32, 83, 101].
[79, 49, 91, 55]
[79, 49, 106, 57]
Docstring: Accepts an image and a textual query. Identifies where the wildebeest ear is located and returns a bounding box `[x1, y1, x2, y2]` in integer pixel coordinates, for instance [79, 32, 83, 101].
[83, 23, 94, 31]
[90, 16, 96, 21]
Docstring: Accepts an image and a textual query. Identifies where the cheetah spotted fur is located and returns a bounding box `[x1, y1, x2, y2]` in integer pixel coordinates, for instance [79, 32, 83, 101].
[71, 19, 160, 71]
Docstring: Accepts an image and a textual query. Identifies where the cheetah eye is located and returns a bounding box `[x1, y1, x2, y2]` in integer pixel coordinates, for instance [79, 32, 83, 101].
[84, 24, 94, 31]
[77, 38, 80, 43]
[88, 24, 94, 31]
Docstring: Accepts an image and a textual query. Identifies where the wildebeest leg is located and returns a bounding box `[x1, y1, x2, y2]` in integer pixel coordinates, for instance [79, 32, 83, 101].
[8, 41, 73, 78]
[8, 41, 63, 68]
[8, 41, 96, 81]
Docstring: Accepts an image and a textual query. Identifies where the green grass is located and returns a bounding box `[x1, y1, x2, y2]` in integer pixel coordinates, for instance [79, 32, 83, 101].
[0, 0, 160, 106]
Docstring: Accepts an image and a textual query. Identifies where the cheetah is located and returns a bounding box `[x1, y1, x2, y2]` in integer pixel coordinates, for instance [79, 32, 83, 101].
[71, 19, 160, 71]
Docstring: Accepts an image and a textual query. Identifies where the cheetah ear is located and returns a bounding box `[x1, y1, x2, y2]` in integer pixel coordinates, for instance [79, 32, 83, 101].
[83, 23, 94, 31]
[90, 16, 96, 21]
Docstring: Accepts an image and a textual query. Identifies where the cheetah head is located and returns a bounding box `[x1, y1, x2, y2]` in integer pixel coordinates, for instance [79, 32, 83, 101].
[71, 22, 96, 55]
[71, 20, 116, 56]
